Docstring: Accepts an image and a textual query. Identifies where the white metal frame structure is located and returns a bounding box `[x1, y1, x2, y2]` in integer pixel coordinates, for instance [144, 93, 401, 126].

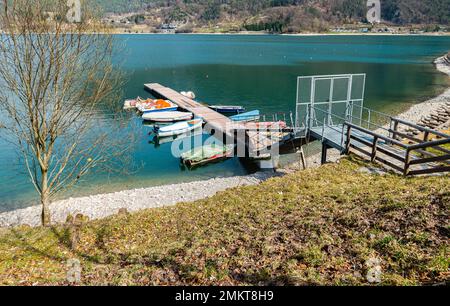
[295, 74, 366, 136]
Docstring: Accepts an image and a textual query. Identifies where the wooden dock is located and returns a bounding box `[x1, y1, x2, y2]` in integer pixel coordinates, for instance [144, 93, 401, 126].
[145, 83, 290, 155]
[145, 83, 235, 138]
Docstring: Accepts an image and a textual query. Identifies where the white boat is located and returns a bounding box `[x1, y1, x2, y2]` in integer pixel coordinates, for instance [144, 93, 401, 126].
[154, 119, 203, 137]
[123, 99, 137, 110]
[124, 97, 152, 110]
[142, 111, 193, 122]
[138, 100, 178, 113]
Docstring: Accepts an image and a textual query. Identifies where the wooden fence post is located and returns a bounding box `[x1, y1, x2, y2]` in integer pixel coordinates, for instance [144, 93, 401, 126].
[404, 148, 411, 176]
[371, 136, 379, 162]
[345, 125, 352, 154]
[392, 120, 399, 141]
[423, 131, 430, 142]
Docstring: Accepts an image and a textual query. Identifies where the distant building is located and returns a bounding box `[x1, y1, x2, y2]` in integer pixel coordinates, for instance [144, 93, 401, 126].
[158, 23, 177, 34]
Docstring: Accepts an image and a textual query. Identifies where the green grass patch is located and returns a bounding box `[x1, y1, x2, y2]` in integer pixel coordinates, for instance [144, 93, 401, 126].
[0, 157, 448, 285]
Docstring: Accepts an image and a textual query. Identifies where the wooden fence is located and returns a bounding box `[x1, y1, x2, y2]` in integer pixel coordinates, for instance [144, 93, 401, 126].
[345, 118, 450, 176]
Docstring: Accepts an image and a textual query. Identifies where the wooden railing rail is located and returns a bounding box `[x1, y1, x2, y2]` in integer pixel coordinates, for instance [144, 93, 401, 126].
[344, 122, 450, 176]
[409, 137, 450, 150]
[391, 117, 450, 140]
[345, 123, 408, 148]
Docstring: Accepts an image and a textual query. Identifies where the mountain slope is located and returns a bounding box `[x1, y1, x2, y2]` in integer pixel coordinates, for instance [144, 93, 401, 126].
[94, 0, 450, 25]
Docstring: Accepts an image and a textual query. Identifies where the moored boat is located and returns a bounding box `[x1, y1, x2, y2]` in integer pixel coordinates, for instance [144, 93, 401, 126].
[154, 118, 203, 137]
[136, 98, 156, 108]
[149, 129, 203, 147]
[140, 99, 178, 113]
[123, 96, 147, 110]
[181, 144, 235, 168]
[230, 110, 260, 122]
[142, 111, 193, 122]
[123, 99, 137, 110]
[208, 105, 246, 114]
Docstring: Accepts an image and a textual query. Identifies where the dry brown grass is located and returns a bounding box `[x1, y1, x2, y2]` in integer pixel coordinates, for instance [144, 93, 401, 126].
[0, 157, 448, 286]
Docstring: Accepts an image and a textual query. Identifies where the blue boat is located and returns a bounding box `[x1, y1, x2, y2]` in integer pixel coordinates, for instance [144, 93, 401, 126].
[142, 106, 178, 114]
[208, 105, 246, 114]
[230, 110, 260, 122]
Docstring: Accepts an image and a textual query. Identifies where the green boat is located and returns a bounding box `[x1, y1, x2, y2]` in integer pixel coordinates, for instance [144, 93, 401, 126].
[181, 144, 235, 168]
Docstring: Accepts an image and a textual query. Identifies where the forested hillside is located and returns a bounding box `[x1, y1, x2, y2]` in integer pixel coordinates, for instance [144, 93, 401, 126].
[93, 0, 449, 33]
[94, 0, 449, 24]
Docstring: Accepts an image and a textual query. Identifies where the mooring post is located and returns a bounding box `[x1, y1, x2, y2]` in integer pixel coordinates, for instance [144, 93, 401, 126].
[298, 146, 307, 170]
[321, 142, 328, 165]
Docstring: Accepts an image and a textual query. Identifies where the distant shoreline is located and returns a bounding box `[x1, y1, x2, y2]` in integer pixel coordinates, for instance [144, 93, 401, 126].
[111, 31, 450, 37]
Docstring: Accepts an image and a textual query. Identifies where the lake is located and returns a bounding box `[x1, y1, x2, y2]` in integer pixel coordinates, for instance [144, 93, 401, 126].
[1, 34, 449, 212]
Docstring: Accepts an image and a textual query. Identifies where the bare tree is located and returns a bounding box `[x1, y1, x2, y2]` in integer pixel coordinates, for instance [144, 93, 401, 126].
[0, 0, 127, 226]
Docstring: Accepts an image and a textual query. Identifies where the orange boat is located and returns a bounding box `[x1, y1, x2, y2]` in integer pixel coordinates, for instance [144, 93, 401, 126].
[139, 99, 178, 113]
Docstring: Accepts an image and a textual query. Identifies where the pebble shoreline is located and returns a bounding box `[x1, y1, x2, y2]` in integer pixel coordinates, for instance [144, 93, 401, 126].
[1, 55, 449, 228]
[0, 172, 278, 227]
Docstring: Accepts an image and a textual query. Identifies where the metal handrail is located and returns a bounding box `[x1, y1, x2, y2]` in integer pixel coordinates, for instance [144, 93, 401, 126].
[309, 106, 349, 148]
[310, 104, 390, 133]
[348, 103, 391, 132]
[350, 103, 393, 119]
[310, 108, 344, 134]
[310, 105, 346, 122]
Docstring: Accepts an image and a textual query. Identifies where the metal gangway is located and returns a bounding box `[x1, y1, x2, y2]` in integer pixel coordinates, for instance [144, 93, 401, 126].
[295, 74, 450, 175]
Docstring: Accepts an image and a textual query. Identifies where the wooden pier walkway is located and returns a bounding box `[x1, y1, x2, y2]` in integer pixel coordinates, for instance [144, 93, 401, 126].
[145, 83, 235, 138]
[145, 83, 291, 155]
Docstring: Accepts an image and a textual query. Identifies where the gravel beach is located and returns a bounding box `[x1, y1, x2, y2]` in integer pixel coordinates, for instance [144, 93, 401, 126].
[1, 54, 449, 228]
[0, 172, 278, 227]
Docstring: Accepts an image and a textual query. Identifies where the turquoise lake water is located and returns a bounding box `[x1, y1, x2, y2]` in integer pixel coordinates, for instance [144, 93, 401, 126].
[0, 35, 449, 212]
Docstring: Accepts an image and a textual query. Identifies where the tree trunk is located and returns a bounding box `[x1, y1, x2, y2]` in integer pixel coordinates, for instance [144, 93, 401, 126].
[41, 171, 51, 226]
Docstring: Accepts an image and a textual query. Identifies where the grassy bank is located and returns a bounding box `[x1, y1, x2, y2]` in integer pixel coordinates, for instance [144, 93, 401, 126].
[0, 157, 448, 286]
